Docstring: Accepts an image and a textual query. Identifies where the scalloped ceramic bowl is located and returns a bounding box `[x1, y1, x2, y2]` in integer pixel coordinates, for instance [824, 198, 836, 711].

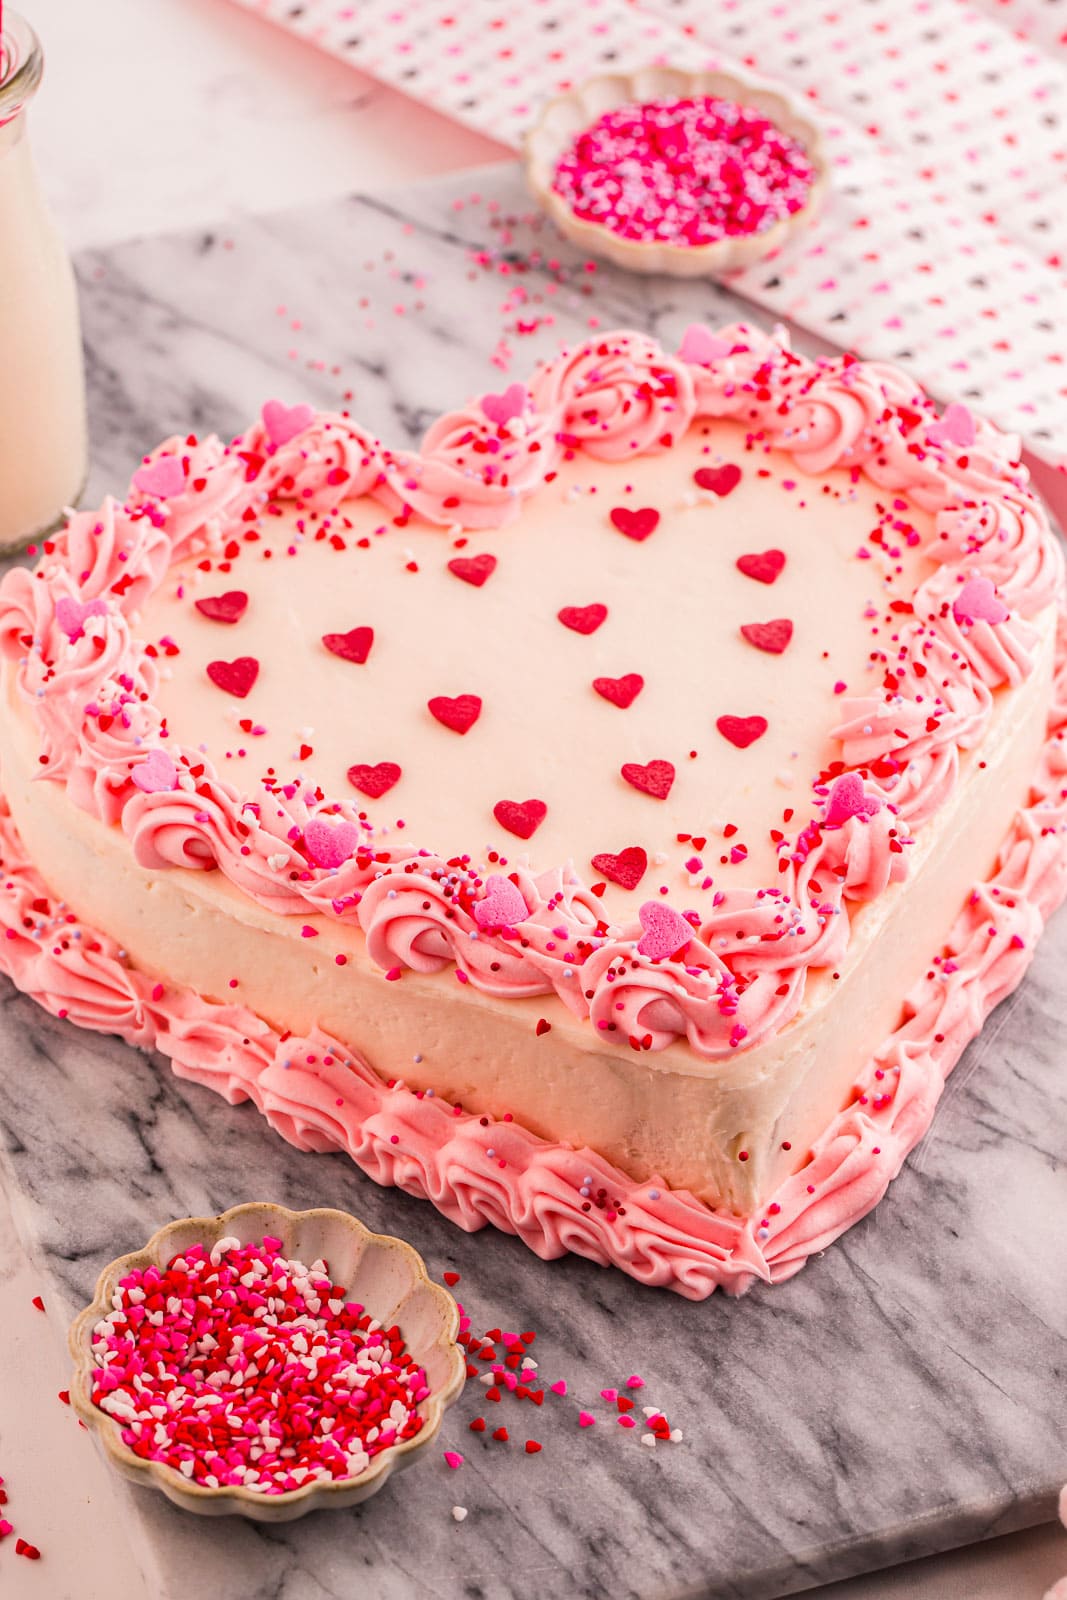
[68, 1202, 466, 1521]
[524, 64, 828, 277]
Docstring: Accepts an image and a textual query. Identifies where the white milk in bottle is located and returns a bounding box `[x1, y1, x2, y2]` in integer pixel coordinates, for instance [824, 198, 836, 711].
[0, 10, 87, 551]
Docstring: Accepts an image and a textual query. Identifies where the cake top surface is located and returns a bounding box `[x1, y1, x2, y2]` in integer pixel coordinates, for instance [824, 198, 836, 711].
[1, 323, 1058, 1063]
[139, 418, 930, 920]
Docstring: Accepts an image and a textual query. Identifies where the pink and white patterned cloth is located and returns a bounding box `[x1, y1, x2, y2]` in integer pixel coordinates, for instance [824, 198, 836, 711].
[228, 0, 1067, 499]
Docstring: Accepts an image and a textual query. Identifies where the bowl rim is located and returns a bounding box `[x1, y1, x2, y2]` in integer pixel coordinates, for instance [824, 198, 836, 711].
[68, 1201, 467, 1513]
[522, 63, 829, 275]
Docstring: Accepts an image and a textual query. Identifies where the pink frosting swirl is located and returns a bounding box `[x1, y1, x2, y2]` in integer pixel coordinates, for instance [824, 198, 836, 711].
[529, 333, 696, 459]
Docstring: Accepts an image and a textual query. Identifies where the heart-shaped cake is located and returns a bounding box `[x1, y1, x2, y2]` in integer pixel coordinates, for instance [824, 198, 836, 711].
[1, 324, 1064, 1298]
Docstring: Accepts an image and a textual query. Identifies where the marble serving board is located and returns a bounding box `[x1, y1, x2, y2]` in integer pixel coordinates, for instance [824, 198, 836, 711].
[1, 164, 1064, 1600]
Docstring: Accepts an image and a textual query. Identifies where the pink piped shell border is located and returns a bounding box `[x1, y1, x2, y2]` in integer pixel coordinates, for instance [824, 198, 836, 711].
[2, 609, 1065, 1297]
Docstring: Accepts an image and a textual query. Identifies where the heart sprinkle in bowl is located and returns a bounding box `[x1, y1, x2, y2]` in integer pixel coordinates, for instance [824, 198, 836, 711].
[68, 1203, 465, 1521]
[524, 65, 827, 277]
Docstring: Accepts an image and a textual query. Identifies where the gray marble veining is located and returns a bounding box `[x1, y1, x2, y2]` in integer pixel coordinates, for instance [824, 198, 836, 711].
[0, 164, 1064, 1600]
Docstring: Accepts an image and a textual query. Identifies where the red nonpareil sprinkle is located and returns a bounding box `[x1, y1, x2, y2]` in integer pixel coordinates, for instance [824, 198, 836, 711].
[552, 96, 816, 248]
[88, 1237, 430, 1496]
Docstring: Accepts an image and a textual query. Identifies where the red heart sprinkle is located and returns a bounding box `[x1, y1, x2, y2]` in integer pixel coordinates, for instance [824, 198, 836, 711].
[609, 506, 660, 542]
[736, 549, 786, 585]
[591, 846, 648, 890]
[694, 463, 741, 496]
[717, 714, 768, 749]
[620, 759, 675, 800]
[536, 1018, 552, 1037]
[206, 656, 259, 698]
[525, 1440, 542, 1455]
[443, 1271, 461, 1286]
[493, 798, 547, 839]
[593, 673, 644, 708]
[195, 590, 248, 624]
[740, 618, 793, 654]
[447, 553, 497, 588]
[429, 694, 482, 735]
[347, 761, 401, 799]
[322, 626, 374, 664]
[558, 603, 607, 635]
[493, 1427, 509, 1442]
[469, 1417, 486, 1432]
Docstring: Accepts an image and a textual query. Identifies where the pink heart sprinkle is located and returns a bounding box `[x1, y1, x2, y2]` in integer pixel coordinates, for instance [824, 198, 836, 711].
[322, 626, 374, 664]
[347, 761, 401, 799]
[928, 403, 976, 449]
[578, 1412, 596, 1428]
[132, 455, 186, 499]
[637, 901, 692, 962]
[609, 506, 660, 542]
[304, 817, 361, 869]
[493, 798, 547, 840]
[620, 759, 675, 800]
[736, 549, 786, 585]
[447, 553, 497, 588]
[481, 383, 528, 426]
[550, 1380, 567, 1396]
[444, 1450, 464, 1470]
[590, 846, 647, 891]
[206, 656, 259, 699]
[678, 324, 732, 364]
[428, 694, 482, 735]
[262, 399, 315, 448]
[824, 773, 883, 826]
[740, 618, 793, 654]
[55, 596, 107, 641]
[131, 748, 178, 794]
[694, 463, 741, 497]
[558, 603, 607, 635]
[593, 673, 644, 708]
[195, 590, 248, 624]
[473, 874, 528, 929]
[952, 575, 1009, 626]
[717, 714, 768, 750]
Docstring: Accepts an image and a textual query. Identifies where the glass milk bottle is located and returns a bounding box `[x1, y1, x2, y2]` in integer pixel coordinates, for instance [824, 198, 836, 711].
[0, 10, 87, 551]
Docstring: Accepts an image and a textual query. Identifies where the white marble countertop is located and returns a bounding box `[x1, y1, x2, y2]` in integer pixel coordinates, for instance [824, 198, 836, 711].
[0, 2, 1063, 1595]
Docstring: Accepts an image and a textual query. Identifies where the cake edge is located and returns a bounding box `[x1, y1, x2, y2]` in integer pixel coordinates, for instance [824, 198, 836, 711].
[3, 609, 1064, 1300]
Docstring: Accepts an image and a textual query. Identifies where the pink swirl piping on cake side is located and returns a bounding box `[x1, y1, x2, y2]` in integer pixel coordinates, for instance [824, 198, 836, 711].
[0, 328, 1062, 1068]
[1, 607, 1064, 1296]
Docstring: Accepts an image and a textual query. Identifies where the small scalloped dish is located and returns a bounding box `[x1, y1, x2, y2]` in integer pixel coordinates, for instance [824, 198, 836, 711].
[68, 1203, 465, 1521]
[524, 64, 827, 277]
